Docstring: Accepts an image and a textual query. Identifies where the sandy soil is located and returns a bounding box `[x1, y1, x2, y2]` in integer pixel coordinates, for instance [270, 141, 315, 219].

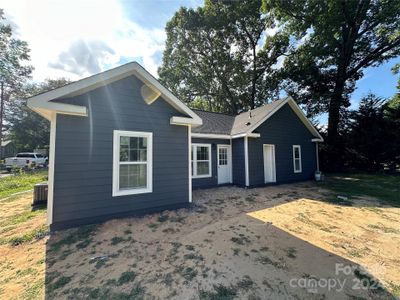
[0, 192, 46, 300]
[40, 182, 400, 300]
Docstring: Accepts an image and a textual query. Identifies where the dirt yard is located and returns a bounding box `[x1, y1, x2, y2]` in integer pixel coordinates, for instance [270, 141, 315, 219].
[0, 180, 399, 299]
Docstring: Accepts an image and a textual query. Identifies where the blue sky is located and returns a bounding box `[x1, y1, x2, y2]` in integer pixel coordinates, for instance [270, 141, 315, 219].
[2, 0, 399, 123]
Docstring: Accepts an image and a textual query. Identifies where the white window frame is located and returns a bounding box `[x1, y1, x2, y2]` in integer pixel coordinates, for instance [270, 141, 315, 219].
[113, 130, 153, 197]
[292, 145, 302, 173]
[191, 143, 212, 179]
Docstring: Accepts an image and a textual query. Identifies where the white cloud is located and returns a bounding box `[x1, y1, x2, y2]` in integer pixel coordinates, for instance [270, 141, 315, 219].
[1, 0, 166, 81]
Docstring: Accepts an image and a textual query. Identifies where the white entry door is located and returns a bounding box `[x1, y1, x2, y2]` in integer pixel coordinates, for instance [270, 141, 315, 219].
[217, 145, 232, 184]
[263, 144, 276, 183]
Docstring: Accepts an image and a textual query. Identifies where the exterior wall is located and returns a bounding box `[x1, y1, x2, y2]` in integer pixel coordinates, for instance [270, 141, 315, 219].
[248, 104, 316, 186]
[52, 75, 189, 230]
[232, 138, 246, 186]
[191, 138, 230, 189]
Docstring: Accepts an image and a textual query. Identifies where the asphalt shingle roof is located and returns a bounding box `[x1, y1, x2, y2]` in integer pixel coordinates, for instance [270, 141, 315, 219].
[192, 97, 289, 135]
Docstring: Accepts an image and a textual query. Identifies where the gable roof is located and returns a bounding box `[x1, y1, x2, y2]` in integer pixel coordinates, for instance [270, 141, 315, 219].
[192, 96, 323, 141]
[27, 62, 202, 126]
[191, 110, 235, 135]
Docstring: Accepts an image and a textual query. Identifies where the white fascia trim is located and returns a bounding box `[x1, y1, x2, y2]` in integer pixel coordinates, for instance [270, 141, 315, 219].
[27, 100, 88, 120]
[244, 136, 249, 186]
[170, 116, 202, 126]
[231, 132, 261, 139]
[47, 112, 57, 225]
[27, 61, 202, 125]
[112, 130, 153, 197]
[190, 133, 260, 139]
[188, 126, 192, 203]
[191, 133, 231, 139]
[312, 138, 324, 142]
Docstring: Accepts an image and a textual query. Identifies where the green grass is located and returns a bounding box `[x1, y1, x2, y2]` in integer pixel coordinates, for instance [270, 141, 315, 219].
[318, 173, 400, 205]
[0, 170, 48, 199]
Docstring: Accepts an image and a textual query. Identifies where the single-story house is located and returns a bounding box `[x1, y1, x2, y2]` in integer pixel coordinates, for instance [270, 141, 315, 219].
[27, 62, 323, 231]
[1, 140, 16, 159]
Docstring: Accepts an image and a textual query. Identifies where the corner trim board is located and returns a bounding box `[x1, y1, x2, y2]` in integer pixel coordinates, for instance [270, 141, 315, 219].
[244, 136, 249, 186]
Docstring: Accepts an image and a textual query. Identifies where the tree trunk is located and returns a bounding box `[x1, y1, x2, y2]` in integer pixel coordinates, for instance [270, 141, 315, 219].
[250, 43, 257, 110]
[0, 82, 4, 159]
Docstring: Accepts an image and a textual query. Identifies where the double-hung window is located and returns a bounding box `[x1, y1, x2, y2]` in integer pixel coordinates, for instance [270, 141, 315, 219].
[113, 130, 152, 196]
[191, 144, 211, 178]
[292, 145, 302, 173]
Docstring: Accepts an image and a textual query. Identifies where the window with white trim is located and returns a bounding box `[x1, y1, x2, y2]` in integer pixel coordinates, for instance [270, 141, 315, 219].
[113, 130, 152, 196]
[293, 145, 302, 173]
[191, 144, 211, 178]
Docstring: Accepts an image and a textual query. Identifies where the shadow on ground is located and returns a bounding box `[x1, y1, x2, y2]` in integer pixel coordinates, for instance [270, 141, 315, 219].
[43, 183, 397, 299]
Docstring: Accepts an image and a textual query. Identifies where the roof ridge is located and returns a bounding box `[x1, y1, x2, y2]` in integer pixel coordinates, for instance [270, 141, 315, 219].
[192, 109, 235, 117]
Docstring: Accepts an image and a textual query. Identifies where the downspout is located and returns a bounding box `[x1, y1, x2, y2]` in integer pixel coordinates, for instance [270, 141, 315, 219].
[315, 142, 320, 172]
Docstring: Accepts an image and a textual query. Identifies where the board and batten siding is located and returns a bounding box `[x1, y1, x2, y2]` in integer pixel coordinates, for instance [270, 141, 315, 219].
[191, 138, 230, 189]
[248, 103, 316, 186]
[52, 75, 189, 230]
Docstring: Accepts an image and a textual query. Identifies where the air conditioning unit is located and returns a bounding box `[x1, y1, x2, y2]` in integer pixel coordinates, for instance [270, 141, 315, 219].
[33, 182, 48, 206]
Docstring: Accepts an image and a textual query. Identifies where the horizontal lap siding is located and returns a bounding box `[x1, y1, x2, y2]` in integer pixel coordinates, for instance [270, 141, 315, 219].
[53, 75, 189, 225]
[248, 104, 316, 185]
[232, 138, 245, 186]
[191, 138, 230, 189]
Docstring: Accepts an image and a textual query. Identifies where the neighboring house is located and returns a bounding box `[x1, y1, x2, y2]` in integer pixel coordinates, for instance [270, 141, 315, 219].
[27, 62, 323, 231]
[1, 140, 16, 160]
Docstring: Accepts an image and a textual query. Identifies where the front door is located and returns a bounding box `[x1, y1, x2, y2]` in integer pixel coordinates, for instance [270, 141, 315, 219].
[263, 144, 276, 183]
[217, 145, 231, 184]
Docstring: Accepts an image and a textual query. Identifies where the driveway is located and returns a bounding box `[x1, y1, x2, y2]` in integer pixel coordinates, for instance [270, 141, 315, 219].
[41, 182, 399, 299]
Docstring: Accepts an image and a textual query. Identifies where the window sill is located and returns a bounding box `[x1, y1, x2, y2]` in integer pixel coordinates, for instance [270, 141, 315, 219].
[113, 187, 152, 197]
[192, 174, 212, 179]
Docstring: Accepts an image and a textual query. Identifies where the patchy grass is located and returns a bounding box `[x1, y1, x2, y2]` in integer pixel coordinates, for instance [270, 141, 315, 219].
[319, 173, 400, 205]
[199, 284, 237, 300]
[5, 225, 48, 246]
[50, 224, 98, 252]
[117, 271, 137, 285]
[0, 170, 48, 199]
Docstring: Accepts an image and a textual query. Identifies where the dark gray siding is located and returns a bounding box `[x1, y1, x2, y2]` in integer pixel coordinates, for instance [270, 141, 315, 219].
[191, 138, 230, 189]
[52, 75, 189, 228]
[248, 104, 316, 186]
[232, 138, 245, 186]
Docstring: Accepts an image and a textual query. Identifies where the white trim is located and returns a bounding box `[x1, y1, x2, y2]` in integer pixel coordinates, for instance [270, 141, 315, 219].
[112, 130, 153, 197]
[188, 126, 192, 203]
[232, 132, 261, 139]
[27, 62, 202, 126]
[244, 136, 249, 186]
[170, 116, 202, 126]
[191, 143, 212, 178]
[292, 145, 302, 173]
[312, 138, 323, 142]
[47, 112, 57, 225]
[191, 133, 231, 139]
[190, 132, 260, 139]
[263, 144, 276, 183]
[217, 144, 232, 184]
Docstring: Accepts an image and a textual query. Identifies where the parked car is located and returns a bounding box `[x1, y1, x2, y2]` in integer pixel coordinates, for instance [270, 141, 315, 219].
[5, 153, 47, 172]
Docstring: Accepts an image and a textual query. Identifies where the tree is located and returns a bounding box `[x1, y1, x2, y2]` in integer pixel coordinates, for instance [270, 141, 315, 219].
[0, 9, 33, 157]
[159, 0, 285, 114]
[5, 79, 70, 152]
[263, 0, 400, 145]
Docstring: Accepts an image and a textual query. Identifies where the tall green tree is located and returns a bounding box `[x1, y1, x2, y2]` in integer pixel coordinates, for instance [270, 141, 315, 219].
[263, 0, 400, 144]
[5, 79, 70, 152]
[0, 9, 33, 157]
[159, 0, 286, 114]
